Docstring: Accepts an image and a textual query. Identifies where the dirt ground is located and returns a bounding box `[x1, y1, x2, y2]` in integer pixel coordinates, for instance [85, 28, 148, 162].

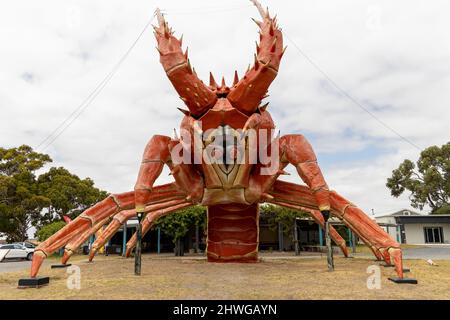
[0, 253, 449, 300]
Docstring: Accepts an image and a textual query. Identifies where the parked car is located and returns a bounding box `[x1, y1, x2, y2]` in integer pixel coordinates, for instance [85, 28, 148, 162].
[0, 243, 34, 260]
[13, 242, 36, 249]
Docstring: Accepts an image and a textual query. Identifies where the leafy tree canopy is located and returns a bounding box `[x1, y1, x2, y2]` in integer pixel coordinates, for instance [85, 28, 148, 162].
[36, 220, 66, 241]
[37, 167, 108, 222]
[386, 142, 449, 212]
[153, 206, 206, 244]
[434, 204, 450, 215]
[260, 204, 309, 239]
[0, 145, 107, 242]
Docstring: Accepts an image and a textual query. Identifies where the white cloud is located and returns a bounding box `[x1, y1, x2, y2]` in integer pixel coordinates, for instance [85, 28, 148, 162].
[1, 0, 449, 220]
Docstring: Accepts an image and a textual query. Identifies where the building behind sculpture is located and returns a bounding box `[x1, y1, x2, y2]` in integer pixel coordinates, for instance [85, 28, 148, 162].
[375, 209, 450, 244]
[86, 214, 353, 255]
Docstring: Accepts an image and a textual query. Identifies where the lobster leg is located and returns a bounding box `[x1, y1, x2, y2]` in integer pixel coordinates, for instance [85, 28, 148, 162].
[134, 135, 172, 213]
[89, 199, 191, 261]
[134, 135, 204, 210]
[279, 134, 331, 212]
[62, 190, 190, 264]
[268, 180, 404, 278]
[302, 208, 349, 257]
[88, 209, 136, 261]
[30, 183, 184, 278]
[124, 202, 193, 257]
[61, 216, 112, 264]
[30, 191, 135, 278]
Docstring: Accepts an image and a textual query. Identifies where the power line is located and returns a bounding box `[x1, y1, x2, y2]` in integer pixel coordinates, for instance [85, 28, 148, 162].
[284, 33, 422, 151]
[36, 5, 252, 152]
[36, 4, 423, 153]
[36, 11, 157, 151]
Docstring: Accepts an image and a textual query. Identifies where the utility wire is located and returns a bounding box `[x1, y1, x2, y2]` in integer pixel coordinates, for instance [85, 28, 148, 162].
[284, 33, 422, 151]
[36, 4, 422, 152]
[36, 11, 157, 151]
[36, 4, 251, 152]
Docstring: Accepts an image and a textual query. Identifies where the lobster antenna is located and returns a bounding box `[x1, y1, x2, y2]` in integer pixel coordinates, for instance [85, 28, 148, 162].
[250, 0, 267, 19]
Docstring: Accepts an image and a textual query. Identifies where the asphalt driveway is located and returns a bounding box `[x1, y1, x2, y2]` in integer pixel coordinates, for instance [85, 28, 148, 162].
[0, 260, 32, 273]
[402, 246, 450, 260]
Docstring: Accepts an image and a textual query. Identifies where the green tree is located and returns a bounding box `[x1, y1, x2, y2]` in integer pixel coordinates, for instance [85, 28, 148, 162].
[153, 206, 206, 256]
[0, 145, 52, 241]
[0, 145, 107, 241]
[37, 167, 107, 224]
[260, 203, 308, 240]
[36, 220, 66, 241]
[386, 142, 449, 212]
[434, 204, 450, 215]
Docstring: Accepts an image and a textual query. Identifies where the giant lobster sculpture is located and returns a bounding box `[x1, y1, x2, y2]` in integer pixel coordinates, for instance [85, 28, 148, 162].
[30, 1, 404, 279]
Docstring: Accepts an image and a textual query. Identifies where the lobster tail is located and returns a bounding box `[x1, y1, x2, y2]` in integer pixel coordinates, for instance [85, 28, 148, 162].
[154, 9, 217, 117]
[227, 1, 285, 115]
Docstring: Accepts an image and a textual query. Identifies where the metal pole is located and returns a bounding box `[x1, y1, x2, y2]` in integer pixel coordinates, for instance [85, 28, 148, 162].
[352, 231, 356, 254]
[195, 224, 199, 253]
[347, 228, 352, 248]
[278, 222, 283, 251]
[157, 227, 161, 254]
[135, 214, 144, 276]
[89, 235, 94, 249]
[318, 225, 323, 246]
[293, 219, 299, 255]
[105, 238, 109, 256]
[122, 223, 127, 257]
[325, 221, 334, 271]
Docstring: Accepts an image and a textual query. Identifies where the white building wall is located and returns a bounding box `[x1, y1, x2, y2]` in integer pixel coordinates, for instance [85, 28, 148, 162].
[404, 223, 450, 244]
[374, 217, 399, 242]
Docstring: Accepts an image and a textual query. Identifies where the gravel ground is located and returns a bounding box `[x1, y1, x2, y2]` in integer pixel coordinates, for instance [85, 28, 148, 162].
[0, 254, 449, 300]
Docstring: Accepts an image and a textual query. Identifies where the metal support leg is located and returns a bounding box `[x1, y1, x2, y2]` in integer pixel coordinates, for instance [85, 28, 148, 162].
[122, 223, 127, 257]
[352, 231, 356, 254]
[293, 219, 300, 256]
[325, 221, 334, 271]
[195, 224, 199, 254]
[157, 227, 161, 254]
[347, 228, 352, 247]
[278, 222, 284, 251]
[89, 235, 94, 250]
[135, 214, 144, 276]
[318, 225, 324, 246]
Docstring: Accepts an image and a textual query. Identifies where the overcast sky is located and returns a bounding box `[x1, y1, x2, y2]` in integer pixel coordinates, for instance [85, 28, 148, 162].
[1, 0, 449, 217]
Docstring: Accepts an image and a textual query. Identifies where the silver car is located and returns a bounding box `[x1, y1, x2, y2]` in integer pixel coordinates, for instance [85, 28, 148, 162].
[0, 243, 34, 261]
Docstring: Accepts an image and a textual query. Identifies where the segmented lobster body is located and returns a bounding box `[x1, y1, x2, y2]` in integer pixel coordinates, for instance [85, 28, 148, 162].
[30, 1, 405, 280]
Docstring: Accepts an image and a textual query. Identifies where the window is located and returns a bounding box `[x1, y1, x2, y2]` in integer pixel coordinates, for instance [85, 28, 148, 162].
[1, 245, 13, 249]
[423, 227, 444, 243]
[13, 244, 24, 249]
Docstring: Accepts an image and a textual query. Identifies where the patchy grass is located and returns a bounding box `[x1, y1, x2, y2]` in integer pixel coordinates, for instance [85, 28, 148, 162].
[0, 254, 449, 300]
